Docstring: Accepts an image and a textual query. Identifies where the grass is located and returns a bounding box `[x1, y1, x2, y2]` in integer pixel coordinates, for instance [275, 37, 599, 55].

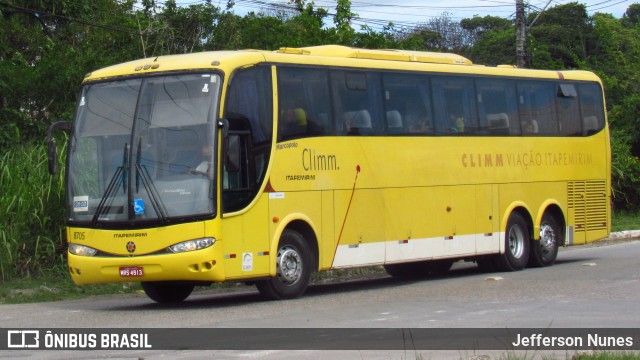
[571, 351, 640, 359]
[611, 211, 640, 232]
[486, 351, 640, 360]
[0, 270, 142, 304]
[0, 141, 67, 281]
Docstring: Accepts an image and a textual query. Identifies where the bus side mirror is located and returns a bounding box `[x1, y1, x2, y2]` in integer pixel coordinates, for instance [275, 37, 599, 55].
[47, 138, 58, 175]
[46, 121, 71, 175]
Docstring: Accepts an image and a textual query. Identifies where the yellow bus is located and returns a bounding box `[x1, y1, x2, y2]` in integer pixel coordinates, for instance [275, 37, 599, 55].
[47, 45, 610, 303]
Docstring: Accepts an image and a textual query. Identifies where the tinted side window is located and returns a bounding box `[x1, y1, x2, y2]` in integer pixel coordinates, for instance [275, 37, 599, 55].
[517, 81, 558, 135]
[224, 66, 273, 212]
[431, 76, 478, 135]
[557, 83, 581, 136]
[476, 78, 519, 135]
[331, 70, 383, 135]
[277, 67, 332, 141]
[578, 83, 606, 135]
[225, 66, 273, 146]
[382, 73, 434, 134]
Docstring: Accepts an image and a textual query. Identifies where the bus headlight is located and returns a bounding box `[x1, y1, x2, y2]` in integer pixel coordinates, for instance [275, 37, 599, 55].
[68, 243, 98, 256]
[168, 238, 216, 253]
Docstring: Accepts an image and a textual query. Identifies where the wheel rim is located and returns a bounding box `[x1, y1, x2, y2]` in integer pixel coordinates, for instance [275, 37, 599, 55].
[507, 224, 526, 258]
[277, 246, 302, 284]
[539, 222, 557, 255]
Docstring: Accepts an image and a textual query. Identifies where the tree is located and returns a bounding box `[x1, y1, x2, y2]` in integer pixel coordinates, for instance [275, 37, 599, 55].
[333, 0, 356, 45]
[622, 3, 640, 28]
[406, 12, 469, 52]
[0, 0, 139, 148]
[354, 24, 396, 49]
[588, 11, 640, 209]
[527, 2, 595, 69]
[138, 0, 220, 55]
[460, 15, 512, 45]
[460, 15, 514, 65]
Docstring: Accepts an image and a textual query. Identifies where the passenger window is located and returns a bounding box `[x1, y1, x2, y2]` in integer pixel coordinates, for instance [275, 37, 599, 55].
[557, 83, 581, 136]
[476, 78, 519, 135]
[382, 73, 434, 134]
[331, 70, 383, 135]
[277, 67, 332, 141]
[431, 76, 478, 135]
[578, 83, 605, 136]
[517, 81, 558, 136]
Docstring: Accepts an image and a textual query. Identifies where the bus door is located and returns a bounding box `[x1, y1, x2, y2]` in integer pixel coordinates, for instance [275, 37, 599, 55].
[475, 184, 500, 254]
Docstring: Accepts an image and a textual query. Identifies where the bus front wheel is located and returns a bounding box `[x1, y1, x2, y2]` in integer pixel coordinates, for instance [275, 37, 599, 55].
[141, 281, 194, 303]
[493, 212, 530, 271]
[256, 229, 312, 300]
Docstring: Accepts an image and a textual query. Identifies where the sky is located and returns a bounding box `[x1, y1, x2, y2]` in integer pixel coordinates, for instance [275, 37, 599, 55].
[197, 0, 636, 31]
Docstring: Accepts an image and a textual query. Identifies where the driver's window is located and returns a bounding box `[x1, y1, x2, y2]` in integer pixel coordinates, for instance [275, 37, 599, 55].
[224, 134, 248, 190]
[223, 66, 272, 213]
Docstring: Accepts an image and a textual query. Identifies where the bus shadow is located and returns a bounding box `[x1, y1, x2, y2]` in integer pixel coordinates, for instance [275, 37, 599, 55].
[116, 264, 480, 310]
[110, 256, 597, 310]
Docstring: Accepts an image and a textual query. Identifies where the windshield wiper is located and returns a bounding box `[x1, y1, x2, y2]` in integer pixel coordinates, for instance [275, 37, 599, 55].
[135, 138, 168, 222]
[92, 142, 128, 226]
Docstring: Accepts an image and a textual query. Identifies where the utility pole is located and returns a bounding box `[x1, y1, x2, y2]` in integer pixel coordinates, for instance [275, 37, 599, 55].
[515, 0, 526, 68]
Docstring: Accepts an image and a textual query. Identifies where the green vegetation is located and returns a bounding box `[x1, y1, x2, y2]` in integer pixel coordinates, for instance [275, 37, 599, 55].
[0, 142, 66, 281]
[572, 351, 640, 359]
[2, 1, 640, 285]
[489, 351, 640, 359]
[0, 276, 141, 304]
[611, 212, 640, 232]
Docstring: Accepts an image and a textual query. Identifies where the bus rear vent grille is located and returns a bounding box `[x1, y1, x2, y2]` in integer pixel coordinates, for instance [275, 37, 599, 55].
[568, 180, 608, 231]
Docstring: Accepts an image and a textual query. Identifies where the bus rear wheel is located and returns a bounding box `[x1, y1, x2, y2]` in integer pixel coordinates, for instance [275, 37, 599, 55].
[256, 229, 312, 300]
[529, 213, 560, 267]
[493, 212, 530, 271]
[141, 281, 194, 303]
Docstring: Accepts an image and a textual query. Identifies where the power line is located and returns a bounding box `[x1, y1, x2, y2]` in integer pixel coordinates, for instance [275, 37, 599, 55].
[589, 0, 632, 11]
[3, 0, 631, 41]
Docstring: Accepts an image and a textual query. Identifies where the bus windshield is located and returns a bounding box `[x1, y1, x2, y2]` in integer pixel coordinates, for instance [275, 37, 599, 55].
[67, 73, 220, 225]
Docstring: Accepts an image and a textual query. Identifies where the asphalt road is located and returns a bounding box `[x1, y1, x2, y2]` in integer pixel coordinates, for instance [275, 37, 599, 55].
[2, 239, 639, 359]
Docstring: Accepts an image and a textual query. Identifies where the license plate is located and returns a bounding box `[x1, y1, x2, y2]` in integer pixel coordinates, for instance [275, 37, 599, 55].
[119, 266, 143, 277]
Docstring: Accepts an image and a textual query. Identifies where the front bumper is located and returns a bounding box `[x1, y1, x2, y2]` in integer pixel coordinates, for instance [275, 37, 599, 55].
[68, 245, 225, 285]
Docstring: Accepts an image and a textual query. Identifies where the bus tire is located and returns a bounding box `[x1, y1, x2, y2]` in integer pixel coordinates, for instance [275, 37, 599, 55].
[493, 212, 530, 271]
[141, 281, 194, 303]
[256, 229, 312, 300]
[529, 213, 560, 267]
